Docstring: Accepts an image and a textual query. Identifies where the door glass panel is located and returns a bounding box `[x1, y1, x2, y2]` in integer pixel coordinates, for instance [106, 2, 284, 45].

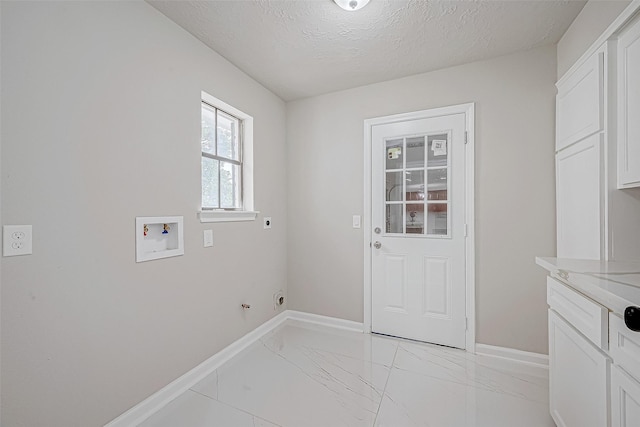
[382, 133, 451, 237]
[427, 168, 448, 201]
[406, 136, 425, 168]
[406, 170, 424, 201]
[406, 203, 424, 234]
[427, 203, 448, 235]
[386, 172, 403, 202]
[427, 134, 448, 168]
[386, 204, 403, 233]
[386, 139, 403, 170]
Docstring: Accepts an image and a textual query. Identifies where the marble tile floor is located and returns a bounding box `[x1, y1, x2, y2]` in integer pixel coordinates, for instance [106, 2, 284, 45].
[141, 321, 555, 427]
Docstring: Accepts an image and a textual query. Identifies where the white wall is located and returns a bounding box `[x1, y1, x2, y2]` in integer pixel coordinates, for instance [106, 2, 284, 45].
[557, 0, 632, 78]
[0, 2, 287, 426]
[287, 45, 557, 355]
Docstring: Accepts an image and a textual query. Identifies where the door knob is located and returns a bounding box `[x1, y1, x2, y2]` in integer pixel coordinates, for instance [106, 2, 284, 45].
[373, 241, 382, 249]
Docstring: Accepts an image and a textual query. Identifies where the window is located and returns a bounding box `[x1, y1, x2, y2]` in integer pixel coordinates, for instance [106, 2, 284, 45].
[199, 92, 256, 223]
[201, 103, 242, 209]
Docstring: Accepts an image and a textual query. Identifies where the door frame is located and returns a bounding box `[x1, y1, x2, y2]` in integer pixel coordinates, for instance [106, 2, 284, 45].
[363, 103, 476, 352]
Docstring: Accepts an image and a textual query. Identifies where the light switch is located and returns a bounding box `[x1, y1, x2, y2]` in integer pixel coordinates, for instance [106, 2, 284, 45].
[203, 229, 213, 247]
[352, 215, 361, 229]
[3, 225, 33, 256]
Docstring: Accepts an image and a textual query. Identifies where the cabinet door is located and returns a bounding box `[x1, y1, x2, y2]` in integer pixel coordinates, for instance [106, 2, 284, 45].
[611, 366, 640, 427]
[549, 309, 610, 427]
[556, 133, 603, 260]
[618, 18, 640, 188]
[557, 51, 604, 151]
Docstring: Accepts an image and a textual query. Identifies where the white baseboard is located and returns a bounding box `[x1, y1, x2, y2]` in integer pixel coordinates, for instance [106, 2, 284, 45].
[286, 310, 365, 332]
[105, 311, 289, 427]
[104, 310, 363, 426]
[475, 343, 549, 368]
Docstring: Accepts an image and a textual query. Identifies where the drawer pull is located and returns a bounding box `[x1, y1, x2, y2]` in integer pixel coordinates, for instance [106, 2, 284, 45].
[624, 306, 640, 332]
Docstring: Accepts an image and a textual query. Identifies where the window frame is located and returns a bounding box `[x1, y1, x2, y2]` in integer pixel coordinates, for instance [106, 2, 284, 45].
[199, 91, 257, 223]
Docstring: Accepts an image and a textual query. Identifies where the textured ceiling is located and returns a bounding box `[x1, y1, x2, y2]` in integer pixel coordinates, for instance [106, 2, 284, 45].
[148, 0, 586, 101]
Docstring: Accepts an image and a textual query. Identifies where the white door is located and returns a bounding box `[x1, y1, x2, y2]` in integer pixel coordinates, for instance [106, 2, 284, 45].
[370, 111, 467, 348]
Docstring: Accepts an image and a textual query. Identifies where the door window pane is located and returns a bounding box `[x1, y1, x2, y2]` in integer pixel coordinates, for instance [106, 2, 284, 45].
[386, 204, 403, 234]
[427, 134, 448, 167]
[406, 136, 425, 168]
[406, 203, 424, 234]
[427, 168, 448, 201]
[406, 170, 425, 201]
[386, 139, 403, 170]
[386, 172, 403, 201]
[427, 203, 448, 235]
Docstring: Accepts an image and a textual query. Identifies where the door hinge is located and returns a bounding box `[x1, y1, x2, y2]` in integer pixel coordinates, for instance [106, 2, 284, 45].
[465, 318, 469, 331]
[464, 131, 468, 144]
[464, 223, 468, 237]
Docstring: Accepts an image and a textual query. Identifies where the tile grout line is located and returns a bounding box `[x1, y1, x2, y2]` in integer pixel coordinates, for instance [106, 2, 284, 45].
[372, 341, 400, 426]
[188, 388, 285, 427]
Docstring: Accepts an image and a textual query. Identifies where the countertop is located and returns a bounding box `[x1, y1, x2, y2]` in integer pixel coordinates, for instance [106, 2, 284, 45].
[536, 257, 640, 316]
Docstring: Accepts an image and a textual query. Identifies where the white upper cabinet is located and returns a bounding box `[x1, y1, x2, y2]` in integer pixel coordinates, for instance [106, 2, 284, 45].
[556, 133, 604, 260]
[617, 16, 640, 188]
[557, 51, 604, 151]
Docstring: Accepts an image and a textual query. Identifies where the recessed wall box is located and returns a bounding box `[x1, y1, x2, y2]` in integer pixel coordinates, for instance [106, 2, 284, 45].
[136, 216, 184, 262]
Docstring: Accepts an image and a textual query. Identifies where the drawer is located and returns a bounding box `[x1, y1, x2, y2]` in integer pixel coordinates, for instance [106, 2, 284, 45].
[610, 312, 640, 382]
[547, 276, 608, 349]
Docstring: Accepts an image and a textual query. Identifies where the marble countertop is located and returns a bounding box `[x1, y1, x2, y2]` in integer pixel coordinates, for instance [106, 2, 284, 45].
[536, 257, 640, 316]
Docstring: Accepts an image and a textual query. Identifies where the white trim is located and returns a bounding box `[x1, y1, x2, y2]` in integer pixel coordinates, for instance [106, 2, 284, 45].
[475, 343, 549, 368]
[363, 103, 476, 352]
[286, 310, 365, 332]
[104, 311, 364, 426]
[363, 119, 373, 334]
[105, 311, 289, 427]
[198, 210, 259, 223]
[557, 0, 640, 86]
[464, 104, 476, 353]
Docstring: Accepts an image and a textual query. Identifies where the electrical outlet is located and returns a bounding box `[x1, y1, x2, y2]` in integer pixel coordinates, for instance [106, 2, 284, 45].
[3, 225, 33, 257]
[273, 290, 284, 309]
[264, 217, 272, 229]
[203, 229, 213, 247]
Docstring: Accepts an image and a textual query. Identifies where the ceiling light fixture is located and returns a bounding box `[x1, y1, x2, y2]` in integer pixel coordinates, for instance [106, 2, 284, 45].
[333, 0, 370, 12]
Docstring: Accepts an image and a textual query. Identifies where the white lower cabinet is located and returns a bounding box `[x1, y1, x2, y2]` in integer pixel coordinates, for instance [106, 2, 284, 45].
[548, 309, 611, 427]
[611, 365, 640, 427]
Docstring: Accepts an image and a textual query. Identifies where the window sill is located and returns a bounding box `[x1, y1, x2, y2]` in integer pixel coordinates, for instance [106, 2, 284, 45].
[198, 210, 259, 223]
